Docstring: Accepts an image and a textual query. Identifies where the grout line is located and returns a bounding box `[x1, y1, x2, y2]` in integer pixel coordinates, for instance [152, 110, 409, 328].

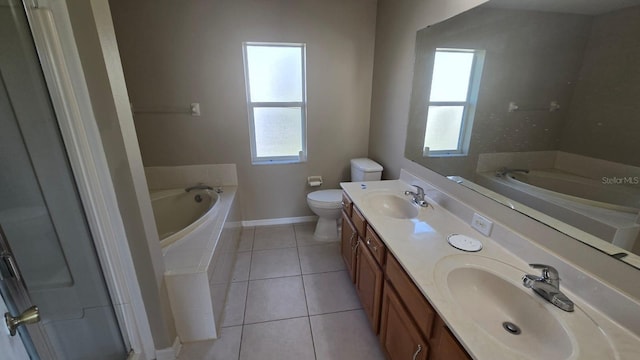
[295, 234, 318, 360]
[237, 228, 255, 360]
[309, 306, 364, 318]
[242, 314, 310, 327]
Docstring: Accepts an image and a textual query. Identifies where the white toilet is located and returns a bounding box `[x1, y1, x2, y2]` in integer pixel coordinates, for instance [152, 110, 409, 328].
[306, 158, 383, 240]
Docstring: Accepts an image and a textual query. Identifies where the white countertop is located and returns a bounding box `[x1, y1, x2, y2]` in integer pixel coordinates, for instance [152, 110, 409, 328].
[341, 180, 640, 360]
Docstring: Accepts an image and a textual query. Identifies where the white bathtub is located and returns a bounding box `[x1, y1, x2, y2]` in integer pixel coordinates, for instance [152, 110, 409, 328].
[150, 188, 219, 248]
[507, 170, 640, 213]
[476, 170, 640, 251]
[159, 186, 241, 342]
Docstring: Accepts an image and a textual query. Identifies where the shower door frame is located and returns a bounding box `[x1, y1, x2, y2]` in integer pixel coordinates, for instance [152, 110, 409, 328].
[18, 0, 155, 358]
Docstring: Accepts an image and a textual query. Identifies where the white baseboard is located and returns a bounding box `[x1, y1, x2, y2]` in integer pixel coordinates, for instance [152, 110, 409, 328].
[155, 337, 182, 360]
[242, 216, 318, 227]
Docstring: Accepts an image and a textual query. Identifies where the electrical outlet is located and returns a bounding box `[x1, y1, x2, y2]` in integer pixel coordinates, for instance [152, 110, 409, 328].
[471, 213, 493, 236]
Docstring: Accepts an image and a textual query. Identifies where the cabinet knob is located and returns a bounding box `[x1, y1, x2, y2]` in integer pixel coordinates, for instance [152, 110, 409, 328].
[412, 344, 423, 360]
[366, 238, 378, 251]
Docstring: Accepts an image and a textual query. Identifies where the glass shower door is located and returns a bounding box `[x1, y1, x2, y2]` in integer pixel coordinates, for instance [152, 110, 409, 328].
[0, 1, 127, 359]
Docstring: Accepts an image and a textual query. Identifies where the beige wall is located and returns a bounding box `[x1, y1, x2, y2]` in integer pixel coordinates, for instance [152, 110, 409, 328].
[109, 0, 377, 220]
[66, 0, 176, 349]
[561, 5, 640, 167]
[368, 0, 487, 180]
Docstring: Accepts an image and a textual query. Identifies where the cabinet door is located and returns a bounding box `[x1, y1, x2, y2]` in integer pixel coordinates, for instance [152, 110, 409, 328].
[380, 281, 428, 360]
[341, 211, 357, 282]
[430, 316, 471, 360]
[355, 239, 383, 333]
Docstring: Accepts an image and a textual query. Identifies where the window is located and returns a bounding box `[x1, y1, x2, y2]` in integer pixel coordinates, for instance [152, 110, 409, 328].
[243, 42, 307, 164]
[423, 48, 484, 156]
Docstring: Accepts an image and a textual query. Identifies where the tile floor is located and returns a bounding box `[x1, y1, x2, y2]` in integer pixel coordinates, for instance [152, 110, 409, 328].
[178, 223, 386, 360]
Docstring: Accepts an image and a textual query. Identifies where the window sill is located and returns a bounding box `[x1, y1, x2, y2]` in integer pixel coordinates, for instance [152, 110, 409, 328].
[251, 159, 307, 165]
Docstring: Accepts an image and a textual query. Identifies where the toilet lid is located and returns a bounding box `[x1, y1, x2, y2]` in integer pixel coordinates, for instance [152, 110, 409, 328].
[307, 189, 342, 203]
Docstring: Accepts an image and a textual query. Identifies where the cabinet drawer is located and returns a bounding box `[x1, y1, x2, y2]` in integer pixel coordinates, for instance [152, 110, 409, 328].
[385, 254, 435, 339]
[341, 192, 353, 217]
[365, 225, 386, 266]
[351, 206, 367, 238]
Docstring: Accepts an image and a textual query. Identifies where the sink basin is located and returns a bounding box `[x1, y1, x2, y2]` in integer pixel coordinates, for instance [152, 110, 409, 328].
[365, 193, 419, 219]
[434, 255, 615, 359]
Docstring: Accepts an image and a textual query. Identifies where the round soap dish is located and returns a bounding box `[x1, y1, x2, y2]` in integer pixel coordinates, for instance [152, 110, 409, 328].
[447, 234, 483, 252]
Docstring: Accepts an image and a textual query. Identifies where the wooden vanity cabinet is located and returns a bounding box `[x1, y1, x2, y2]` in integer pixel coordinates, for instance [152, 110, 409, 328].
[430, 316, 472, 360]
[355, 237, 384, 333]
[342, 192, 353, 217]
[385, 254, 434, 339]
[352, 206, 367, 238]
[380, 253, 470, 360]
[341, 193, 470, 359]
[380, 280, 429, 360]
[341, 210, 358, 282]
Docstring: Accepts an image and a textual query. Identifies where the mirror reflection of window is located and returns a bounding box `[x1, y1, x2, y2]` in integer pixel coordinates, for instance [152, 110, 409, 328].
[424, 48, 485, 156]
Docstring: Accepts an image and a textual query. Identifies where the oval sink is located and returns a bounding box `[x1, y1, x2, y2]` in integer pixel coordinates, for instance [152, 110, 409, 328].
[365, 193, 419, 219]
[434, 255, 615, 359]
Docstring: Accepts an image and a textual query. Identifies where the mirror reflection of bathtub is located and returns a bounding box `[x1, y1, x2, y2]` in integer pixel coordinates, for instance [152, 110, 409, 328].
[476, 169, 640, 252]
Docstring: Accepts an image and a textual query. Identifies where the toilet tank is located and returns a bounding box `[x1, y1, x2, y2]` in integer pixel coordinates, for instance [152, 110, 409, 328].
[350, 158, 383, 182]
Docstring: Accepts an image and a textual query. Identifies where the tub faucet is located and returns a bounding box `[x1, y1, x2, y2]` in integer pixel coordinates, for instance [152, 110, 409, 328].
[404, 185, 429, 208]
[522, 264, 574, 312]
[185, 183, 213, 192]
[496, 167, 530, 177]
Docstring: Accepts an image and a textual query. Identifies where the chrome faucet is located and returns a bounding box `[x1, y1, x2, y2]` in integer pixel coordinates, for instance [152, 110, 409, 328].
[522, 264, 574, 312]
[404, 185, 429, 208]
[496, 167, 529, 177]
[185, 183, 213, 192]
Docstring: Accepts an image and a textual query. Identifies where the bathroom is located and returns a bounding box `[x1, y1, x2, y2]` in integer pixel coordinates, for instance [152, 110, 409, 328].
[0, 0, 639, 359]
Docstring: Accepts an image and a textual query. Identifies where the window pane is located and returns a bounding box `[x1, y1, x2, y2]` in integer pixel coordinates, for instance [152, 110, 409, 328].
[254, 107, 303, 158]
[429, 50, 474, 102]
[424, 106, 464, 151]
[246, 45, 303, 102]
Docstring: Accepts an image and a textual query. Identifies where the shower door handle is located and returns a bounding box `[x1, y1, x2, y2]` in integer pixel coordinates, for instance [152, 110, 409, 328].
[5, 305, 41, 336]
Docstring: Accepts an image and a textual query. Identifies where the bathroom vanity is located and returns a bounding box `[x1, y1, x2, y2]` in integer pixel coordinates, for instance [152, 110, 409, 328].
[341, 187, 469, 359]
[340, 176, 640, 360]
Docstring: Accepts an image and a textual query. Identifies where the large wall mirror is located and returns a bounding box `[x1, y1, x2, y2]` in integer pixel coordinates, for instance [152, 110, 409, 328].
[405, 0, 640, 269]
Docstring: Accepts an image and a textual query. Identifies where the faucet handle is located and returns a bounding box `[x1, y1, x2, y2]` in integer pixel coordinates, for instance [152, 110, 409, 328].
[412, 184, 424, 196]
[529, 263, 559, 280]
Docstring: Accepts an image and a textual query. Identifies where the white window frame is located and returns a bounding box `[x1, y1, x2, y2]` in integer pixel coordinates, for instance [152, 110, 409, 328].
[242, 42, 308, 165]
[424, 48, 485, 157]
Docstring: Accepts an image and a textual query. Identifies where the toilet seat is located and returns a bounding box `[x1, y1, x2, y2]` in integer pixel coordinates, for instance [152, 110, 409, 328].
[307, 189, 342, 209]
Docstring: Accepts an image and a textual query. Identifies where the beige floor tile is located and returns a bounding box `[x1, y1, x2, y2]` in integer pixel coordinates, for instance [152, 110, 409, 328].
[221, 282, 248, 327]
[253, 225, 296, 250]
[298, 242, 345, 274]
[310, 310, 386, 360]
[232, 252, 251, 282]
[239, 317, 315, 360]
[303, 270, 361, 315]
[293, 222, 321, 246]
[238, 227, 254, 252]
[178, 325, 241, 360]
[249, 247, 301, 280]
[244, 276, 308, 324]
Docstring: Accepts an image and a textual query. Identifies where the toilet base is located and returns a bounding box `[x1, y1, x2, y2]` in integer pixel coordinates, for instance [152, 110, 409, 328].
[313, 217, 339, 241]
